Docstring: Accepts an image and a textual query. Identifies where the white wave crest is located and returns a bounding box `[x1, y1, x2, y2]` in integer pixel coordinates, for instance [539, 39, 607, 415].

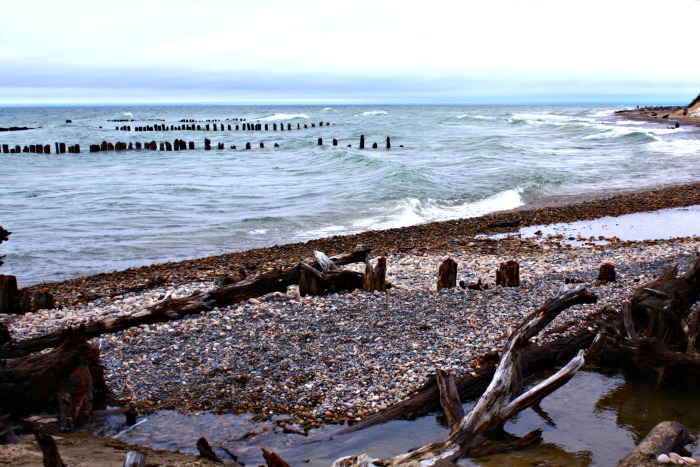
[648, 138, 700, 155]
[456, 114, 492, 120]
[351, 188, 524, 231]
[355, 110, 388, 117]
[511, 113, 594, 127]
[256, 113, 309, 121]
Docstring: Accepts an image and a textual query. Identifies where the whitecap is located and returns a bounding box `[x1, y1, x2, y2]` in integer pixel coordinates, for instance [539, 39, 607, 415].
[355, 110, 388, 117]
[255, 113, 309, 122]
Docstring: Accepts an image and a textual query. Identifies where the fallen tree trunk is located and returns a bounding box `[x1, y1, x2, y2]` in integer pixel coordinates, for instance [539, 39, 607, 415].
[591, 257, 700, 385]
[334, 284, 597, 465]
[334, 306, 615, 436]
[618, 421, 692, 467]
[0, 325, 106, 431]
[0, 249, 370, 359]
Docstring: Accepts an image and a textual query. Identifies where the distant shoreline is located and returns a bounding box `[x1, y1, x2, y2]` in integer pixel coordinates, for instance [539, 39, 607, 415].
[615, 104, 700, 128]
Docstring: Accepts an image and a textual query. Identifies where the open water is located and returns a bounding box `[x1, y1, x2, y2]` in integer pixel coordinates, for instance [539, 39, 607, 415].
[1, 104, 699, 285]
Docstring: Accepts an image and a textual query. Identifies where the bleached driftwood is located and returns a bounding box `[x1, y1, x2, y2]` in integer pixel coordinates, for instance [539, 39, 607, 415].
[333, 284, 597, 465]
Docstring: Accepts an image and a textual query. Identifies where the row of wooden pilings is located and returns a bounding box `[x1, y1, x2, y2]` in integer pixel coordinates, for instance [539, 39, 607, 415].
[116, 121, 330, 132]
[1, 143, 80, 154]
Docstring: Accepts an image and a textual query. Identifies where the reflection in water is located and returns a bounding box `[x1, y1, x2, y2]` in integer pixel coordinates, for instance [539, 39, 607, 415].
[90, 371, 700, 466]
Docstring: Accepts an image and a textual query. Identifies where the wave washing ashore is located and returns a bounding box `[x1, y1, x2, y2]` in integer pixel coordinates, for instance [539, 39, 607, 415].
[1, 104, 700, 285]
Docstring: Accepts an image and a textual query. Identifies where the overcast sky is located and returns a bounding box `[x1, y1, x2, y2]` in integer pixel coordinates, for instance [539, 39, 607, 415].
[1, 0, 698, 105]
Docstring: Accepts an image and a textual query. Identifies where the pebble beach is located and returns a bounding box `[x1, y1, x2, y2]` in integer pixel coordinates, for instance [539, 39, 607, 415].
[3, 184, 700, 431]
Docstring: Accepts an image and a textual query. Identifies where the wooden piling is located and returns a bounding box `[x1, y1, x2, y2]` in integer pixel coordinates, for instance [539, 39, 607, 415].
[246, 142, 251, 149]
[372, 142, 378, 149]
[318, 138, 323, 145]
[2, 144, 9, 154]
[386, 136, 391, 149]
[332, 139, 337, 146]
[260, 142, 265, 148]
[60, 143, 66, 154]
[188, 141, 195, 150]
[204, 138, 211, 150]
[360, 135, 365, 149]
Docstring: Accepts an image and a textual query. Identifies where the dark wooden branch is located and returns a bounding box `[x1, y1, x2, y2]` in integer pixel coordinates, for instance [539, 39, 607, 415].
[34, 427, 66, 467]
[436, 369, 464, 430]
[196, 437, 223, 463]
[262, 448, 291, 467]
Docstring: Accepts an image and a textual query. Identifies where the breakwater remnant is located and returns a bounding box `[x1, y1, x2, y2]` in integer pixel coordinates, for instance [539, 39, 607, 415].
[0, 126, 33, 132]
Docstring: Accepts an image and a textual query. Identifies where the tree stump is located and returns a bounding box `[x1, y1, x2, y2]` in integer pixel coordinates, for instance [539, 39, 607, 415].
[364, 257, 387, 292]
[0, 274, 19, 314]
[495, 260, 520, 287]
[598, 262, 616, 282]
[437, 258, 458, 291]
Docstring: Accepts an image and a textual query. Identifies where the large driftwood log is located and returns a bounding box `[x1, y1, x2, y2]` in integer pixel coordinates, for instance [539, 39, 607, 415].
[0, 325, 106, 431]
[334, 284, 597, 465]
[334, 307, 615, 436]
[618, 421, 692, 467]
[34, 427, 67, 467]
[0, 250, 370, 359]
[594, 257, 700, 385]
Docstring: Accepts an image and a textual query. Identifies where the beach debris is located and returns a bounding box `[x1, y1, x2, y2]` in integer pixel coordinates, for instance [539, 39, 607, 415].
[0, 274, 55, 315]
[34, 427, 66, 467]
[196, 437, 224, 463]
[495, 260, 520, 287]
[262, 448, 291, 467]
[619, 421, 692, 466]
[597, 262, 616, 282]
[363, 256, 387, 293]
[333, 284, 597, 464]
[437, 257, 458, 291]
[123, 451, 147, 467]
[299, 251, 365, 297]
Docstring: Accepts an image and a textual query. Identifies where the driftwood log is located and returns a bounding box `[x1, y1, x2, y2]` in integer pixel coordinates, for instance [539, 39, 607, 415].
[591, 256, 700, 385]
[299, 251, 364, 296]
[618, 421, 692, 467]
[334, 284, 597, 465]
[0, 325, 107, 431]
[0, 274, 55, 315]
[0, 249, 370, 359]
[123, 451, 147, 467]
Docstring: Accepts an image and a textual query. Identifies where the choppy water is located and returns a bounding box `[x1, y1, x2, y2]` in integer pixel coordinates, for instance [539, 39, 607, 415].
[1, 104, 699, 285]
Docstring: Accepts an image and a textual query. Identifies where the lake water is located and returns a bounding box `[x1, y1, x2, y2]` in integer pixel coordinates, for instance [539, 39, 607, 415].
[1, 104, 699, 285]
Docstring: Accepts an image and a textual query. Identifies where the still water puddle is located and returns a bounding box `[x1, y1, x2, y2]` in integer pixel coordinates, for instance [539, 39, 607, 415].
[91, 370, 700, 466]
[486, 205, 700, 246]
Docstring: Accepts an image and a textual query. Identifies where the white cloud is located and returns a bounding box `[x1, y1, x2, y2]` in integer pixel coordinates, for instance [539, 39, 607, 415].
[1, 0, 698, 103]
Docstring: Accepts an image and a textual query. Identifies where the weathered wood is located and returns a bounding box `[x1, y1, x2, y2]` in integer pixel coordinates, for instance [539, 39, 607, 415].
[123, 451, 146, 467]
[0, 274, 19, 314]
[618, 421, 692, 467]
[0, 325, 105, 430]
[495, 260, 520, 287]
[299, 262, 364, 297]
[0, 413, 19, 444]
[196, 437, 223, 463]
[437, 258, 458, 291]
[598, 262, 616, 282]
[334, 285, 597, 465]
[436, 369, 463, 430]
[0, 250, 371, 359]
[34, 427, 66, 467]
[0, 322, 11, 346]
[262, 448, 291, 467]
[334, 310, 612, 436]
[364, 256, 387, 292]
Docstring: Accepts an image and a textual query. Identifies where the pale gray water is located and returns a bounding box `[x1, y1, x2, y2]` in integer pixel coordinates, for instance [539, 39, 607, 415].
[1, 105, 699, 284]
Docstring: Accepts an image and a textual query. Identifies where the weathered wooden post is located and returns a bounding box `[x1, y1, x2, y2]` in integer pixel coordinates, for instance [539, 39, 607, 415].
[60, 143, 67, 154]
[273, 123, 277, 131]
[0, 275, 19, 314]
[188, 141, 195, 150]
[287, 123, 291, 130]
[364, 257, 387, 292]
[246, 142, 251, 150]
[360, 134, 365, 149]
[496, 260, 520, 287]
[332, 138, 338, 146]
[598, 263, 616, 282]
[386, 136, 391, 149]
[2, 144, 9, 153]
[372, 142, 378, 149]
[204, 138, 211, 150]
[437, 258, 458, 291]
[318, 138, 323, 145]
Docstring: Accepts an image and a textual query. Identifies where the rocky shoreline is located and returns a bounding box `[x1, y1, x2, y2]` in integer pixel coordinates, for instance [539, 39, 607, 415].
[3, 184, 700, 432]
